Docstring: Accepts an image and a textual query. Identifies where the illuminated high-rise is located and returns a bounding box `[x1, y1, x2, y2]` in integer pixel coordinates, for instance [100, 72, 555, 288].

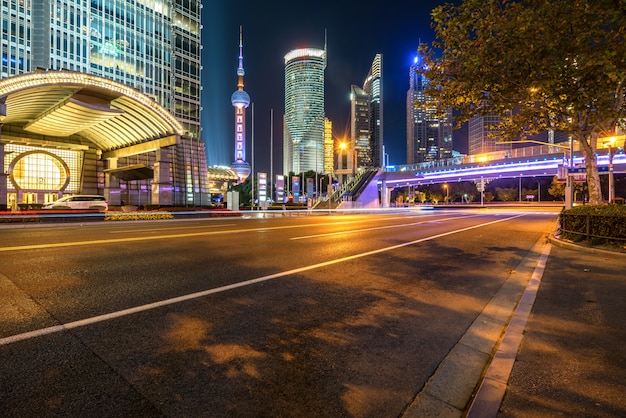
[0, 0, 208, 208]
[407, 54, 452, 164]
[8, 0, 202, 138]
[283, 47, 326, 174]
[362, 54, 383, 167]
[324, 118, 334, 174]
[349, 54, 383, 169]
[468, 114, 512, 156]
[350, 85, 370, 167]
[230, 27, 251, 183]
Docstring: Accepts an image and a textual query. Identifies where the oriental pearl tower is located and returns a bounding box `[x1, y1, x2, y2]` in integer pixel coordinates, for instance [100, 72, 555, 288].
[230, 26, 251, 183]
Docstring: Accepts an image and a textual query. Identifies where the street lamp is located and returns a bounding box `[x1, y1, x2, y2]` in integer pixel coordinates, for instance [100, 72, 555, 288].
[605, 136, 617, 203]
[443, 183, 449, 202]
[337, 141, 348, 186]
[601, 134, 625, 204]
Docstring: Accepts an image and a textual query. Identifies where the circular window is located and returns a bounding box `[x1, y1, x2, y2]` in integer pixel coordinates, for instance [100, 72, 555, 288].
[8, 151, 71, 191]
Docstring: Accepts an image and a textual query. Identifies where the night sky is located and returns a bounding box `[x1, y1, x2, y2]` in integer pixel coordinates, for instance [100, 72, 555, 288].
[200, 0, 463, 175]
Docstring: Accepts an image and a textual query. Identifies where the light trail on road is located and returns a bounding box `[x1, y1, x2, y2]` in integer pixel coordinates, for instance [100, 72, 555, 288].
[0, 214, 434, 252]
[0, 213, 526, 347]
[290, 214, 482, 240]
[107, 223, 238, 233]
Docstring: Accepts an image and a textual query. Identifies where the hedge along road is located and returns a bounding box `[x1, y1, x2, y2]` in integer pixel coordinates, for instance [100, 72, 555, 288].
[0, 209, 559, 417]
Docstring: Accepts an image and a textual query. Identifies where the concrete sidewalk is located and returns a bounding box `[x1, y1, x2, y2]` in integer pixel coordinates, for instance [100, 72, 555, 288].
[470, 238, 626, 417]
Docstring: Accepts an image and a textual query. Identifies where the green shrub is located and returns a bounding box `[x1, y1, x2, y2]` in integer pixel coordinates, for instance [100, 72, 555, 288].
[559, 205, 626, 246]
[105, 212, 174, 221]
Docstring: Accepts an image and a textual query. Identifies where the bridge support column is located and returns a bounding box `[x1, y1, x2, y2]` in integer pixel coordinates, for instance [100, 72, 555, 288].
[381, 179, 390, 208]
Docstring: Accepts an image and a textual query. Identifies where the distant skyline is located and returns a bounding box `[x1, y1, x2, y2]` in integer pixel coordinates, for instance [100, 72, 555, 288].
[201, 0, 462, 175]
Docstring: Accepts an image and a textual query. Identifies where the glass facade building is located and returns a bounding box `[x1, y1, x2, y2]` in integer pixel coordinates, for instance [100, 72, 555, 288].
[406, 55, 453, 164]
[468, 114, 511, 156]
[350, 84, 370, 168]
[0, 0, 207, 209]
[283, 47, 326, 175]
[362, 54, 383, 168]
[350, 54, 383, 170]
[323, 117, 333, 174]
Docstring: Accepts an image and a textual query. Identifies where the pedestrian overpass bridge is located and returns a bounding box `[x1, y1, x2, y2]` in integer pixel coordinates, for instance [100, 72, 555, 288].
[331, 145, 626, 208]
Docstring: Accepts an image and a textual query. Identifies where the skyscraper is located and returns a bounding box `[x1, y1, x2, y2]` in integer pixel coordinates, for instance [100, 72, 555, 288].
[283, 47, 326, 174]
[0, 0, 208, 208]
[468, 114, 511, 156]
[349, 54, 383, 170]
[230, 27, 251, 183]
[350, 84, 371, 168]
[407, 55, 453, 164]
[324, 118, 334, 174]
[362, 54, 383, 168]
[12, 0, 201, 137]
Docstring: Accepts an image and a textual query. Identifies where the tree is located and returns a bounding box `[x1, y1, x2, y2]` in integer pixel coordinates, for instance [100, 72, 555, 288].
[548, 176, 566, 201]
[496, 187, 518, 202]
[548, 176, 585, 201]
[420, 0, 626, 205]
[430, 192, 444, 204]
[232, 176, 252, 206]
[450, 181, 478, 202]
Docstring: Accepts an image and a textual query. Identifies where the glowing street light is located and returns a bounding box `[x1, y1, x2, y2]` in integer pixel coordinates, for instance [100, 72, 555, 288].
[336, 141, 353, 186]
[601, 134, 625, 203]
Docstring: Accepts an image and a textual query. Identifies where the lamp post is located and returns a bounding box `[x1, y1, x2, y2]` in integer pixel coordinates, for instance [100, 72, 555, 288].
[443, 183, 449, 202]
[338, 141, 347, 186]
[600, 134, 626, 204]
[606, 137, 616, 203]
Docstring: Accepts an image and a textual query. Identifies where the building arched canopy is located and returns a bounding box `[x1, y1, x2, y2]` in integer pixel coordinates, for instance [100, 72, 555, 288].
[0, 71, 209, 208]
[0, 70, 184, 150]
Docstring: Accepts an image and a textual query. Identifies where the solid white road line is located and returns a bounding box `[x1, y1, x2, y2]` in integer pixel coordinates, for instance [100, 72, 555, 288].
[0, 214, 525, 346]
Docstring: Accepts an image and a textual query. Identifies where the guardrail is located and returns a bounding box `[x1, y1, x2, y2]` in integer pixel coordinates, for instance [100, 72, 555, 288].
[558, 212, 626, 244]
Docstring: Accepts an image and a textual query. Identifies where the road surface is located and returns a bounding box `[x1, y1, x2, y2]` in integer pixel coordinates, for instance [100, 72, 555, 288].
[0, 208, 559, 417]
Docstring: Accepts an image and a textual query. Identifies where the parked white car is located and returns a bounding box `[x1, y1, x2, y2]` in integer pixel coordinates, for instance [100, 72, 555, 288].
[43, 195, 108, 211]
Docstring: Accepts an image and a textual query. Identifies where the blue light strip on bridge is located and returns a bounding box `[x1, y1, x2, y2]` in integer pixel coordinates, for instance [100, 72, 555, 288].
[381, 153, 626, 185]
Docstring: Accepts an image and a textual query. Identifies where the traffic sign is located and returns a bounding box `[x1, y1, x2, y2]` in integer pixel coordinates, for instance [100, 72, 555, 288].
[568, 166, 609, 173]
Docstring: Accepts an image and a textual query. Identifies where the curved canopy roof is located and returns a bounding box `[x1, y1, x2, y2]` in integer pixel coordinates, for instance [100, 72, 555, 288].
[0, 71, 184, 151]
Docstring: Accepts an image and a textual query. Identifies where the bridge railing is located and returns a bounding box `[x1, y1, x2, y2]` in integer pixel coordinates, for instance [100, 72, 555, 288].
[386, 142, 582, 173]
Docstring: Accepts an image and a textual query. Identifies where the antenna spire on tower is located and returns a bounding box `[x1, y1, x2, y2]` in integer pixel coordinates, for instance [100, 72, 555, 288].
[237, 25, 245, 85]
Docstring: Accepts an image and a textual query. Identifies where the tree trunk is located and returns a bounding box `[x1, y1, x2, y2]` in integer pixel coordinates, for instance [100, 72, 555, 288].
[584, 154, 603, 205]
[578, 132, 603, 205]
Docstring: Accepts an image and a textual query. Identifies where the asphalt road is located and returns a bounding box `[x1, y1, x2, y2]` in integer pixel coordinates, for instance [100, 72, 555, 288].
[0, 208, 559, 417]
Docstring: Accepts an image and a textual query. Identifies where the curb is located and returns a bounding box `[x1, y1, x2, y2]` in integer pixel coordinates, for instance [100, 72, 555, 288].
[465, 242, 552, 417]
[548, 235, 626, 257]
[401, 235, 551, 418]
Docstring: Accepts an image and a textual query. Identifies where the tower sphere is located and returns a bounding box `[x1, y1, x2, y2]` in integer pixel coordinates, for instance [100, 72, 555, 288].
[231, 160, 251, 183]
[231, 90, 250, 108]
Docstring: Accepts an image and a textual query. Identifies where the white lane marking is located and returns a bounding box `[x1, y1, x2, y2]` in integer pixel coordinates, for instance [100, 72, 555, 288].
[0, 214, 525, 346]
[290, 214, 482, 240]
[0, 215, 437, 252]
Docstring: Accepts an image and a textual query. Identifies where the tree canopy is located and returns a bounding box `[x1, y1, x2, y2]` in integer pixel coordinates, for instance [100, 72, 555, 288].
[420, 0, 626, 204]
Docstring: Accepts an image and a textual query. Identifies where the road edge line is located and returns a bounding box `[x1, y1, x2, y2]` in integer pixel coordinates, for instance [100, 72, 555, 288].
[465, 241, 552, 417]
[401, 234, 552, 418]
